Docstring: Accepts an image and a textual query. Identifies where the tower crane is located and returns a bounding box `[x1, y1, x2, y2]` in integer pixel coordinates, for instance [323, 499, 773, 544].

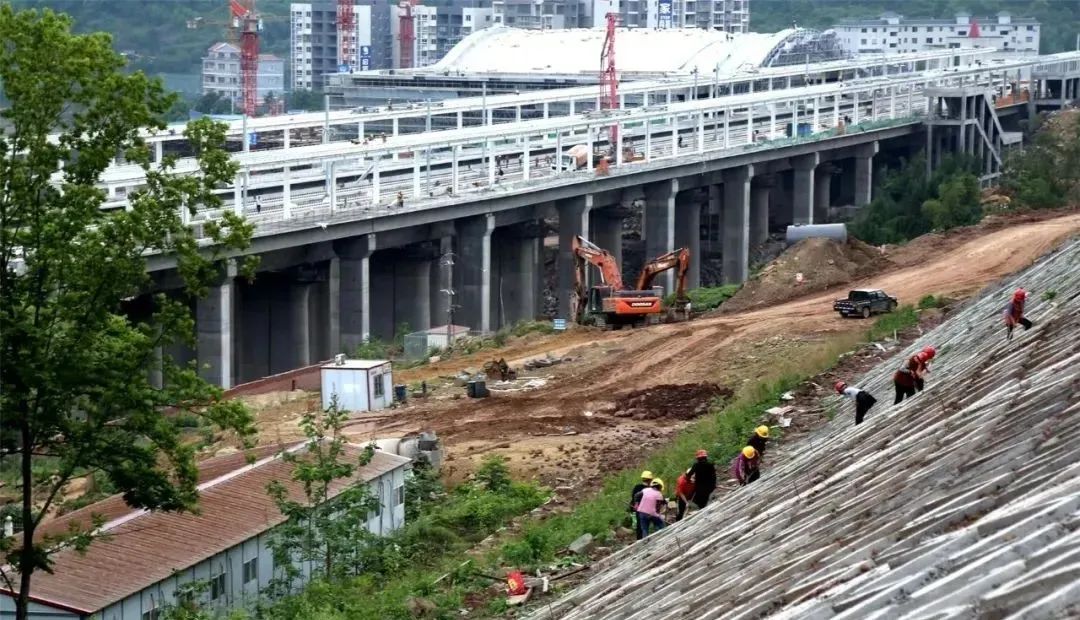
[338, 0, 357, 71]
[398, 0, 418, 69]
[599, 12, 619, 145]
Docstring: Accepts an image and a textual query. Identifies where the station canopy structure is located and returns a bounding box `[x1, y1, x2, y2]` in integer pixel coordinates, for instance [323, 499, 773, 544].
[428, 26, 849, 78]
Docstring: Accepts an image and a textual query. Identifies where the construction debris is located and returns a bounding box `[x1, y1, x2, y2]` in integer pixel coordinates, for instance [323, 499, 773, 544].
[613, 383, 733, 420]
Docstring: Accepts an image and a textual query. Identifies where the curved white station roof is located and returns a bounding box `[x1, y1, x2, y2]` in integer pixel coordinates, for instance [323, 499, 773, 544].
[431, 26, 803, 77]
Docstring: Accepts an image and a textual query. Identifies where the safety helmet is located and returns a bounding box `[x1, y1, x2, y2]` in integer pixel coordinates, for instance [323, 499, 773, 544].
[695, 449, 708, 459]
[1013, 288, 1028, 301]
[834, 381, 847, 394]
[742, 446, 758, 459]
[922, 345, 937, 359]
[641, 470, 654, 480]
[755, 425, 770, 438]
[651, 478, 665, 491]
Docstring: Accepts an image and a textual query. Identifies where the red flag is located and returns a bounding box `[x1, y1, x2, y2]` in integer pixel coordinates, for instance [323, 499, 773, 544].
[969, 19, 981, 38]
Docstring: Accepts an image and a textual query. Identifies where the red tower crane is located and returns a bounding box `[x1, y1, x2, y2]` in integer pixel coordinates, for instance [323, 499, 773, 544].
[338, 0, 357, 71]
[599, 12, 619, 144]
[230, 0, 262, 117]
[399, 0, 418, 69]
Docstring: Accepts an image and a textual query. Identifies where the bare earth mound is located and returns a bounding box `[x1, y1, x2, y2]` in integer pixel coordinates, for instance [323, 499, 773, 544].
[612, 383, 733, 420]
[722, 237, 890, 313]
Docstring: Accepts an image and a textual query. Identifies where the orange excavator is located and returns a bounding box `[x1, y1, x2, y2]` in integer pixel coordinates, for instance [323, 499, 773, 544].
[571, 235, 691, 328]
[637, 247, 692, 320]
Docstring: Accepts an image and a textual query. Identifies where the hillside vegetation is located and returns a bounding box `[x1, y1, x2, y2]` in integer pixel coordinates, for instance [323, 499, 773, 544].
[12, 0, 1080, 76]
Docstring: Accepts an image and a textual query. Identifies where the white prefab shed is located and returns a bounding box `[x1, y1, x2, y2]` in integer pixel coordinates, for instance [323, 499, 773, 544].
[321, 359, 393, 413]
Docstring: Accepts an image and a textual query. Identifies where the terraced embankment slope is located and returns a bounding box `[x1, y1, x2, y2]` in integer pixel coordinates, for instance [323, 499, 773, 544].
[532, 236, 1080, 620]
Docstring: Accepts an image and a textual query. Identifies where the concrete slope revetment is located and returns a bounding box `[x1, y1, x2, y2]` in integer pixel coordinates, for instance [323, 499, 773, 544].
[531, 236, 1080, 620]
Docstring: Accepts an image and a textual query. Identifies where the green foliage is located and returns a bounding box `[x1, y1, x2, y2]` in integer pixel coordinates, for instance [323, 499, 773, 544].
[474, 455, 512, 493]
[265, 397, 379, 594]
[918, 295, 945, 310]
[354, 339, 391, 360]
[0, 6, 255, 616]
[921, 173, 982, 231]
[287, 89, 327, 112]
[1042, 290, 1058, 302]
[867, 305, 920, 341]
[665, 284, 741, 311]
[1001, 112, 1080, 210]
[508, 320, 556, 338]
[192, 91, 233, 116]
[850, 154, 980, 245]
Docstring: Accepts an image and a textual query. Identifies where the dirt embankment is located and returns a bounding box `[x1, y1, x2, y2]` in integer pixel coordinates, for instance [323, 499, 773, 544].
[612, 383, 733, 420]
[722, 238, 890, 313]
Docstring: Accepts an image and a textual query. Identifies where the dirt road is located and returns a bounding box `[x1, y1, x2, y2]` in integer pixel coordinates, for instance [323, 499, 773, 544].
[330, 212, 1080, 483]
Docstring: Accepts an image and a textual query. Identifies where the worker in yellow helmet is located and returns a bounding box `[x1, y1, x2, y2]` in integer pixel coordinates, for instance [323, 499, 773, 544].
[747, 425, 771, 457]
[730, 446, 761, 486]
[628, 470, 654, 540]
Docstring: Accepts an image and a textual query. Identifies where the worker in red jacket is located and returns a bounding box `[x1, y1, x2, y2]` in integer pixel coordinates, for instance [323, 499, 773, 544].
[674, 469, 695, 521]
[835, 381, 878, 425]
[1003, 288, 1033, 340]
[893, 345, 935, 404]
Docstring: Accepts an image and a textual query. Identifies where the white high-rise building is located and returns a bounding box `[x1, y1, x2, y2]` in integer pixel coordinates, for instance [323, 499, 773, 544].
[613, 0, 750, 32]
[832, 11, 1040, 58]
[201, 43, 285, 106]
[290, 2, 375, 92]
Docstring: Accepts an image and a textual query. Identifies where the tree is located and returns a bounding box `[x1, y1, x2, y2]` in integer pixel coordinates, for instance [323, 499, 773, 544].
[922, 173, 982, 230]
[0, 6, 256, 619]
[265, 398, 379, 595]
[287, 89, 325, 112]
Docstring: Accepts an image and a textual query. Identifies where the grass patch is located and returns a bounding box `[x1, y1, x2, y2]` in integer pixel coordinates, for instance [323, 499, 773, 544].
[867, 305, 919, 341]
[917, 294, 946, 310]
[664, 284, 741, 312]
[1042, 290, 1058, 302]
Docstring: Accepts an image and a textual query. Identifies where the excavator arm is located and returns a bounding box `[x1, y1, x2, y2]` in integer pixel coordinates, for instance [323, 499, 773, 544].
[570, 235, 625, 322]
[635, 247, 691, 303]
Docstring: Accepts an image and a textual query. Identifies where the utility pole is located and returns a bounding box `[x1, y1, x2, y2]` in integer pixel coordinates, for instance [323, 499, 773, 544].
[425, 99, 432, 191]
[440, 249, 456, 346]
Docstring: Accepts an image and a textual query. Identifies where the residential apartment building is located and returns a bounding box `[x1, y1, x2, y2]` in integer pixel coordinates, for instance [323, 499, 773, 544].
[493, 0, 585, 30]
[597, 0, 750, 31]
[391, 0, 498, 69]
[290, 2, 389, 91]
[833, 11, 1040, 58]
[201, 43, 286, 105]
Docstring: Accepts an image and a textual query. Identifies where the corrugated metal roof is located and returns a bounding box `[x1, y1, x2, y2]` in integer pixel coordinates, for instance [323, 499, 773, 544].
[2, 444, 410, 614]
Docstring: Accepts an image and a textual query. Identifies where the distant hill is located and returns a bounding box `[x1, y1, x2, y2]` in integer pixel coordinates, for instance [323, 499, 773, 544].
[10, 0, 1080, 80]
[12, 0, 294, 75]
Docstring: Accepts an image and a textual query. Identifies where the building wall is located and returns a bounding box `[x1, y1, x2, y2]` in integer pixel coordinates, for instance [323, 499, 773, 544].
[202, 44, 286, 106]
[291, 2, 377, 92]
[616, 0, 749, 31]
[833, 12, 1039, 57]
[1, 466, 409, 620]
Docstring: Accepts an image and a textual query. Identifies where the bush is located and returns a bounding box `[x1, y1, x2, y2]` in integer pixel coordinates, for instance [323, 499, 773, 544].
[918, 294, 943, 310]
[1001, 112, 1080, 210]
[921, 173, 982, 231]
[867, 305, 919, 341]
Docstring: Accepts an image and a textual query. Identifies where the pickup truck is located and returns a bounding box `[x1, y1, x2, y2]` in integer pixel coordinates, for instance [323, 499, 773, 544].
[833, 289, 897, 319]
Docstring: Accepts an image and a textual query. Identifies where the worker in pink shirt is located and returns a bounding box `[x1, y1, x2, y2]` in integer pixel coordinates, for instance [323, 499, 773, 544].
[633, 478, 666, 539]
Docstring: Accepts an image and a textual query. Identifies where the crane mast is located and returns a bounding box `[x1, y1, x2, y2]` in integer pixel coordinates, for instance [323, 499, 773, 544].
[338, 0, 357, 71]
[399, 0, 417, 69]
[599, 12, 619, 145]
[231, 0, 261, 118]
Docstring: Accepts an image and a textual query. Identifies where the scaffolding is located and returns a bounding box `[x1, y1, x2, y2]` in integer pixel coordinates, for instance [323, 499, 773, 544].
[762, 28, 849, 68]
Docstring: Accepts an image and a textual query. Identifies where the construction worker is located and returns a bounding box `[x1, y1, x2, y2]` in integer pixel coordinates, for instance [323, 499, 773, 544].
[629, 471, 654, 540]
[686, 450, 717, 509]
[1004, 288, 1033, 340]
[633, 478, 666, 538]
[395, 191, 405, 208]
[747, 426, 770, 456]
[914, 346, 936, 393]
[730, 446, 761, 486]
[835, 381, 878, 425]
[674, 468, 695, 521]
[893, 346, 934, 404]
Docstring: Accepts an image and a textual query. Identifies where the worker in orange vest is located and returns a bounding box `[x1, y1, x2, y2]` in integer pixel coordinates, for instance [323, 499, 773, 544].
[893, 346, 935, 403]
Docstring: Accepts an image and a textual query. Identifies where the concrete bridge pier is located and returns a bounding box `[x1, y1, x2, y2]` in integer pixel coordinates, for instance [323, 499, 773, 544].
[855, 140, 879, 206]
[369, 247, 434, 341]
[556, 195, 593, 319]
[454, 213, 495, 332]
[196, 260, 237, 389]
[336, 235, 375, 354]
[750, 176, 773, 246]
[792, 153, 819, 225]
[674, 189, 703, 291]
[590, 206, 624, 272]
[722, 165, 754, 285]
[644, 179, 679, 294]
[814, 164, 834, 224]
[492, 221, 544, 328]
[430, 235, 454, 329]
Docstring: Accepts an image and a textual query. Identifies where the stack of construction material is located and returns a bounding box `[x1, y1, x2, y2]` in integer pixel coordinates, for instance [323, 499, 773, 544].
[532, 238, 1080, 620]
